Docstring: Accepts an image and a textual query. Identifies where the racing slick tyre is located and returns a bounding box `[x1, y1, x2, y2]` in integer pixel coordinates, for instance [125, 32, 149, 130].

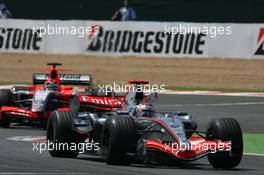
[101, 115, 137, 165]
[206, 118, 243, 169]
[0, 89, 13, 128]
[47, 110, 85, 158]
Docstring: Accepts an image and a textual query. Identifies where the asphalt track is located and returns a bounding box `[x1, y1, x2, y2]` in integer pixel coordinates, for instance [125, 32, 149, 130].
[0, 94, 264, 175]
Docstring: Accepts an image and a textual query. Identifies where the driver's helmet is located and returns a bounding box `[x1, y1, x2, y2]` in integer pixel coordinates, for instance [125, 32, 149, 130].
[45, 80, 58, 91]
[135, 104, 155, 118]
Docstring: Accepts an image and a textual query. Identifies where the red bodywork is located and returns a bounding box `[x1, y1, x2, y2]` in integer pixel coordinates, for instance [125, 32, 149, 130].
[0, 85, 74, 121]
[143, 117, 231, 160]
[0, 66, 123, 124]
[80, 96, 123, 111]
[119, 80, 231, 161]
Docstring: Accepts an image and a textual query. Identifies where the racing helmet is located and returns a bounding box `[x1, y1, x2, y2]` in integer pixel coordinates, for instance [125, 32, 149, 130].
[45, 80, 58, 91]
[135, 104, 155, 118]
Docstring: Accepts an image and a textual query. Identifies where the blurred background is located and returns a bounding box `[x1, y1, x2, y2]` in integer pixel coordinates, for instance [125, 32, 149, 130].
[4, 0, 264, 22]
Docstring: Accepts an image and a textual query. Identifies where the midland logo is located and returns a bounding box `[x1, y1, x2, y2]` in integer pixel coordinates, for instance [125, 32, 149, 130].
[254, 28, 264, 55]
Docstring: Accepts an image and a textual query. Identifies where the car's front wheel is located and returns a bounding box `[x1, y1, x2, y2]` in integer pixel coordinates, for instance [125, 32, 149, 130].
[206, 118, 243, 169]
[47, 110, 85, 158]
[101, 115, 137, 165]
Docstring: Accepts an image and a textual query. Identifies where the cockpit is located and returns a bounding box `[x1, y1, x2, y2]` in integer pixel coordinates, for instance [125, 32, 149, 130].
[44, 81, 58, 91]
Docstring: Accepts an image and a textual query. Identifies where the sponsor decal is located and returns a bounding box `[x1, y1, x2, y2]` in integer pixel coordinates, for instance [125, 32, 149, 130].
[87, 26, 206, 55]
[34, 74, 90, 82]
[80, 96, 121, 106]
[60, 74, 82, 81]
[254, 28, 264, 55]
[0, 28, 42, 51]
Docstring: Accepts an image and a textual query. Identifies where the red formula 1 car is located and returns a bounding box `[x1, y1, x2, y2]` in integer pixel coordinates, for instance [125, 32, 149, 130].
[0, 63, 122, 128]
[46, 80, 243, 169]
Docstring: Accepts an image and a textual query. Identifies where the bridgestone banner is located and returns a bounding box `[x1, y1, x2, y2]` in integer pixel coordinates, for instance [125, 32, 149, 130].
[85, 22, 208, 57]
[0, 19, 264, 59]
[0, 20, 45, 53]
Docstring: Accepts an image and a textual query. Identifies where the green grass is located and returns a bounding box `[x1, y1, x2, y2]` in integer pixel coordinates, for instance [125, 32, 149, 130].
[0, 82, 30, 85]
[192, 133, 263, 155]
[243, 133, 264, 154]
[166, 86, 264, 93]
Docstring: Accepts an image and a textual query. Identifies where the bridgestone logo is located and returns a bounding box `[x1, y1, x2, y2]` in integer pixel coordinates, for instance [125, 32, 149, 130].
[254, 28, 264, 55]
[87, 28, 206, 55]
[0, 28, 42, 51]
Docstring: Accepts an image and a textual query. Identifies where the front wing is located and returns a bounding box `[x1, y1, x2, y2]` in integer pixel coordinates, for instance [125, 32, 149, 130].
[145, 136, 231, 161]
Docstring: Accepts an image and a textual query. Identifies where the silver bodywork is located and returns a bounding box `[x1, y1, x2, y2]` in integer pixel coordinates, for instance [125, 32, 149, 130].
[32, 90, 53, 112]
[72, 90, 197, 151]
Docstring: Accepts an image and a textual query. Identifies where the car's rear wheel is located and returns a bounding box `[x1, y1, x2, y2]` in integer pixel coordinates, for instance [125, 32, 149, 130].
[101, 115, 137, 165]
[206, 118, 243, 169]
[47, 110, 85, 158]
[0, 89, 13, 128]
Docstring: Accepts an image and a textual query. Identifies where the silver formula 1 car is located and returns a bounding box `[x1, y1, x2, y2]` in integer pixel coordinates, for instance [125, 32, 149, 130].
[46, 80, 243, 169]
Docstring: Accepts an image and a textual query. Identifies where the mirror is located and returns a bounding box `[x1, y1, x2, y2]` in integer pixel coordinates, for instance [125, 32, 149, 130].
[111, 90, 126, 105]
[69, 95, 80, 113]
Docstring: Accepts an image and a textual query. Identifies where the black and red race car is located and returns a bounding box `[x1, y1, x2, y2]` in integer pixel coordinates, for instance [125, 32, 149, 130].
[0, 63, 122, 128]
[46, 80, 243, 169]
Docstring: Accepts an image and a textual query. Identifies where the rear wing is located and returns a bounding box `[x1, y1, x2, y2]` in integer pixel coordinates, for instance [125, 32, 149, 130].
[33, 73, 92, 86]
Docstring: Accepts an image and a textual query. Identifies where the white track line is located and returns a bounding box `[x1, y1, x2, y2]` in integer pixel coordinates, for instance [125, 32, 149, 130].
[0, 85, 12, 89]
[244, 153, 264, 157]
[0, 173, 88, 175]
[159, 102, 264, 107]
[161, 90, 264, 97]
